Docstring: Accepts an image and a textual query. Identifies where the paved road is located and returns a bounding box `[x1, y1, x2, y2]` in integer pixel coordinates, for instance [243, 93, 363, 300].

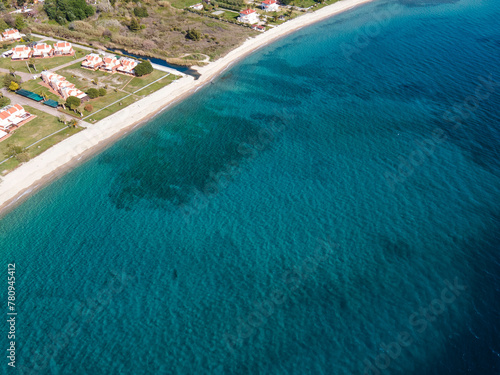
[2, 88, 91, 127]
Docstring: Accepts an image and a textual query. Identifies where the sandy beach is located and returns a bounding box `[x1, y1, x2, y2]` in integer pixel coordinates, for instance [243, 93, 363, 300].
[0, 0, 373, 215]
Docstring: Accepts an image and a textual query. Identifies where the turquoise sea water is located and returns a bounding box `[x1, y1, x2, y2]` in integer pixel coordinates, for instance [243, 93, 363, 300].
[1, 0, 500, 374]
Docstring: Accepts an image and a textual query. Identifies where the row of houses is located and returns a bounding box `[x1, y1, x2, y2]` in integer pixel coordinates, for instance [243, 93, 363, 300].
[0, 104, 32, 139]
[82, 54, 138, 75]
[9, 41, 74, 60]
[41, 71, 88, 102]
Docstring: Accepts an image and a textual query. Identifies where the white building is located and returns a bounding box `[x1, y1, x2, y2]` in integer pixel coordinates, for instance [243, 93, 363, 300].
[60, 86, 87, 101]
[11, 45, 32, 60]
[261, 0, 279, 12]
[32, 43, 53, 58]
[238, 9, 259, 24]
[41, 71, 88, 101]
[0, 104, 29, 131]
[82, 53, 104, 70]
[1, 29, 21, 42]
[190, 3, 203, 10]
[53, 41, 74, 56]
[117, 57, 139, 75]
[101, 56, 121, 72]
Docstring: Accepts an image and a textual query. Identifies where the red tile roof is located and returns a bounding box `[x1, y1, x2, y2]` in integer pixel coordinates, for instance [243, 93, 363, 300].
[240, 8, 255, 15]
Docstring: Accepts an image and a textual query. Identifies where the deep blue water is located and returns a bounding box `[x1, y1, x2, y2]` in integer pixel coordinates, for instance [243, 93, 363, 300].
[1, 0, 500, 374]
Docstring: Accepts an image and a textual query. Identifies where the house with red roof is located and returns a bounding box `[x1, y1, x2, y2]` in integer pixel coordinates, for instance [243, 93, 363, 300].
[32, 43, 53, 58]
[252, 24, 266, 32]
[11, 45, 32, 60]
[41, 70, 89, 102]
[0, 104, 31, 132]
[117, 57, 139, 76]
[82, 53, 104, 70]
[261, 0, 279, 11]
[101, 56, 121, 73]
[1, 29, 21, 42]
[53, 41, 74, 56]
[238, 9, 259, 24]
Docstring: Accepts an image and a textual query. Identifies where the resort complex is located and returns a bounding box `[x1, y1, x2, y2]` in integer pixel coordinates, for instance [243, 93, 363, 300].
[41, 71, 88, 102]
[82, 54, 139, 75]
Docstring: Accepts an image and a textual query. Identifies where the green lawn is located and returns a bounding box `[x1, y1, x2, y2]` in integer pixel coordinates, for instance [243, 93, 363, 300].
[0, 105, 82, 174]
[122, 70, 171, 93]
[219, 10, 239, 21]
[85, 94, 141, 122]
[168, 0, 200, 9]
[133, 74, 179, 96]
[0, 47, 87, 74]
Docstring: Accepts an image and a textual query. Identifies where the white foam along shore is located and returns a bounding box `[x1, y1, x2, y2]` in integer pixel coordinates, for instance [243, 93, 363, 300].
[0, 0, 373, 214]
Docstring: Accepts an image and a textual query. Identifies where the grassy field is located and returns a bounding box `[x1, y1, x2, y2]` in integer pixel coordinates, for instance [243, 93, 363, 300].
[0, 105, 82, 174]
[219, 10, 239, 21]
[168, 0, 201, 9]
[133, 74, 179, 96]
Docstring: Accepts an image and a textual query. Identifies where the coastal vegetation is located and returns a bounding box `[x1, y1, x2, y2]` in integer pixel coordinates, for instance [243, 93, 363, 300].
[12, 0, 258, 61]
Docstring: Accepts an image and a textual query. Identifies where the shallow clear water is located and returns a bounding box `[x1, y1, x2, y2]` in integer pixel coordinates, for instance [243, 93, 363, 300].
[1, 0, 499, 374]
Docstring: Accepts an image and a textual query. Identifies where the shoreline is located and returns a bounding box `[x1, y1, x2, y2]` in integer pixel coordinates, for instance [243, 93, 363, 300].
[0, 0, 373, 217]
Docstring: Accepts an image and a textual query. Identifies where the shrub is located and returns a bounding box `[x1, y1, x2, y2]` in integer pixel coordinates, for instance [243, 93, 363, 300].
[133, 7, 148, 17]
[65, 96, 81, 110]
[98, 88, 106, 96]
[129, 18, 141, 31]
[4, 144, 24, 158]
[86, 88, 99, 99]
[186, 29, 202, 41]
[84, 104, 93, 112]
[16, 152, 30, 163]
[134, 60, 153, 77]
[8, 81, 19, 91]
